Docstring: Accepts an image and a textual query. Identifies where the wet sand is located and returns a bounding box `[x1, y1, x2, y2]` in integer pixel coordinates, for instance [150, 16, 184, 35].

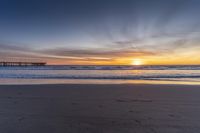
[0, 84, 200, 133]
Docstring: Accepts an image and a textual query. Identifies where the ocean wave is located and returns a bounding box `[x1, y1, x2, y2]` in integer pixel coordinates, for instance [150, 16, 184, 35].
[1, 74, 200, 79]
[0, 65, 200, 70]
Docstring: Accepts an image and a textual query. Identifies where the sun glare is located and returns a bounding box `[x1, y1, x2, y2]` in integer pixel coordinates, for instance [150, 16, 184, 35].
[131, 59, 143, 66]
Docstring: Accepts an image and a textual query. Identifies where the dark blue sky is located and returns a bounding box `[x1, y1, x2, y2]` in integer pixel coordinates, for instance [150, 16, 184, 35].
[0, 0, 200, 64]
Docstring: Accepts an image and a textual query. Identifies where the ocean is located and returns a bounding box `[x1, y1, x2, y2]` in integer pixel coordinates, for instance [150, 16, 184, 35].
[0, 65, 200, 85]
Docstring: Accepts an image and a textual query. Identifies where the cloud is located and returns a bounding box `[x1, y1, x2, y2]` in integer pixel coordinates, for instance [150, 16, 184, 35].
[39, 47, 156, 59]
[0, 43, 30, 51]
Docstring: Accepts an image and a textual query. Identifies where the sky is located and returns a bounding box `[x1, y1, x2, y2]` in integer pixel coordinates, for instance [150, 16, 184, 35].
[0, 0, 200, 65]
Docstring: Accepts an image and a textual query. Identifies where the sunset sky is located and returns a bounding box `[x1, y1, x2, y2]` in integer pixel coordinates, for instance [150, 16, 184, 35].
[0, 0, 200, 65]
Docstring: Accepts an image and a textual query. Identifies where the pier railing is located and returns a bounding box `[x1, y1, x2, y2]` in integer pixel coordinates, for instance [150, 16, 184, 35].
[0, 62, 46, 66]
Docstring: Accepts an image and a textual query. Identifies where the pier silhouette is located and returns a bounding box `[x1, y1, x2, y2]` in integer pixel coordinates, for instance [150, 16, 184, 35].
[0, 62, 46, 66]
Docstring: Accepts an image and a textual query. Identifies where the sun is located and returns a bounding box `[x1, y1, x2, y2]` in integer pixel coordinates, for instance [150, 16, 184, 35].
[131, 59, 143, 66]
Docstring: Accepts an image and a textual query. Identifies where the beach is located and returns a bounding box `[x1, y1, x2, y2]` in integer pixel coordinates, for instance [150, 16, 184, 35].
[0, 84, 199, 133]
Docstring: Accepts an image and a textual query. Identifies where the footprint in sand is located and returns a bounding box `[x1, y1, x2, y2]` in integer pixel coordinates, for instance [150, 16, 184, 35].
[18, 116, 25, 122]
[169, 114, 175, 117]
[116, 99, 152, 103]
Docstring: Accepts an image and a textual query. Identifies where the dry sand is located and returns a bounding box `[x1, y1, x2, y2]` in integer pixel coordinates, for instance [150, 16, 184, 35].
[0, 84, 200, 133]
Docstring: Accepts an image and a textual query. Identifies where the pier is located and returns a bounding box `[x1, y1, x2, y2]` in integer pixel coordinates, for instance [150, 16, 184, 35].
[0, 62, 46, 66]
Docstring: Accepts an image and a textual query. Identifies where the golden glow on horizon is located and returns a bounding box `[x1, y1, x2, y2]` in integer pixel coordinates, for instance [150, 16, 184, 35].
[46, 55, 200, 65]
[131, 59, 143, 65]
[43, 47, 200, 65]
